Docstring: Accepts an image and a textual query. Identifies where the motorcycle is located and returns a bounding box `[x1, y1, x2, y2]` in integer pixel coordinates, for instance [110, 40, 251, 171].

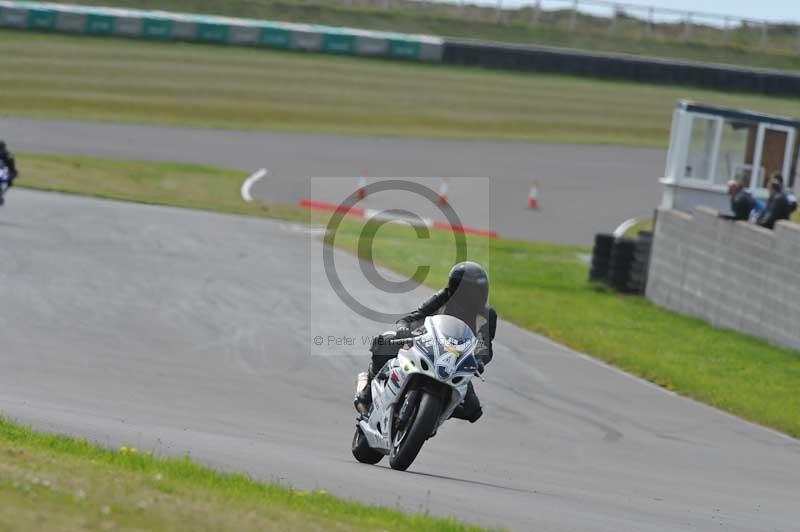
[0, 165, 9, 207]
[351, 314, 481, 471]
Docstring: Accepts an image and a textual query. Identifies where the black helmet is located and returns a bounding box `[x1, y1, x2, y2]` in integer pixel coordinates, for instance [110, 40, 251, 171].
[447, 261, 489, 309]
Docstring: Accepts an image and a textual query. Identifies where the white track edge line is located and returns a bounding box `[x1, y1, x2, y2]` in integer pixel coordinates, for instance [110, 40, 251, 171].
[240, 168, 268, 202]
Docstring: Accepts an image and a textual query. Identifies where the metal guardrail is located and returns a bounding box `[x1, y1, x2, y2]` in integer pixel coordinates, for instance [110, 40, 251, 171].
[0, 1, 444, 61]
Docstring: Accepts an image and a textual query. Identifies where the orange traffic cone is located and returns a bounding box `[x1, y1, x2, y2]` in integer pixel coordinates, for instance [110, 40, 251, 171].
[438, 178, 449, 206]
[356, 174, 367, 200]
[527, 179, 540, 210]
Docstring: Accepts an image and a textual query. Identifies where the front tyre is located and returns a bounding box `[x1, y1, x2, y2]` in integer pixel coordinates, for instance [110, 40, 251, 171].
[352, 426, 383, 465]
[389, 392, 442, 471]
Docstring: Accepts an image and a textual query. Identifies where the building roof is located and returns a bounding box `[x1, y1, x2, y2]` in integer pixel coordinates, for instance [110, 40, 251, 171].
[680, 100, 800, 130]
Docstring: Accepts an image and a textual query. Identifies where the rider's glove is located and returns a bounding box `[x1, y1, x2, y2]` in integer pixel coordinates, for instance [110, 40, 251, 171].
[395, 322, 411, 339]
[476, 359, 485, 375]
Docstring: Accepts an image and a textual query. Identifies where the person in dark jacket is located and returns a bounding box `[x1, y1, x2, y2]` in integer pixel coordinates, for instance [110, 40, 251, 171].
[769, 174, 798, 216]
[0, 141, 19, 207]
[355, 261, 497, 423]
[756, 178, 792, 229]
[718, 180, 755, 221]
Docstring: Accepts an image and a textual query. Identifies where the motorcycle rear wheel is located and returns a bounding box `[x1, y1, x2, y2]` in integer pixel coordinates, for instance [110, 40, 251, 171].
[389, 392, 442, 471]
[351, 426, 384, 464]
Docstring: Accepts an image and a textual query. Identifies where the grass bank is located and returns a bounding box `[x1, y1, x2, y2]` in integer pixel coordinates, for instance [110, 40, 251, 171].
[3, 30, 800, 146]
[15, 153, 308, 222]
[0, 417, 487, 532]
[14, 153, 800, 438]
[44, 0, 800, 72]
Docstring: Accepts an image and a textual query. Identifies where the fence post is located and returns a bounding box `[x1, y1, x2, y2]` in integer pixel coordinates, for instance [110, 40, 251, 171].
[532, 0, 541, 24]
[723, 16, 731, 45]
[796, 25, 800, 52]
[683, 12, 692, 40]
[608, 3, 618, 34]
[645, 6, 654, 37]
[495, 0, 503, 23]
[760, 21, 767, 50]
[569, 0, 580, 32]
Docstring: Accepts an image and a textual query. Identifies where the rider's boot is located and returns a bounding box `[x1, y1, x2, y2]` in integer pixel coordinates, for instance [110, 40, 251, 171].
[450, 382, 483, 423]
[354, 369, 373, 415]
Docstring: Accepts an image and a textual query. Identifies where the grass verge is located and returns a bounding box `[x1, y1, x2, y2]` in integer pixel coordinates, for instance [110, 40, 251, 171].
[329, 221, 800, 438]
[13, 153, 800, 439]
[15, 153, 309, 222]
[0, 416, 488, 532]
[3, 30, 800, 146]
[45, 0, 800, 72]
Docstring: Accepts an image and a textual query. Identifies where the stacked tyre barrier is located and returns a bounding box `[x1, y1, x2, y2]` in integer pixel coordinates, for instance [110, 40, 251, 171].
[588, 234, 614, 283]
[0, 1, 443, 62]
[442, 40, 800, 97]
[589, 232, 653, 295]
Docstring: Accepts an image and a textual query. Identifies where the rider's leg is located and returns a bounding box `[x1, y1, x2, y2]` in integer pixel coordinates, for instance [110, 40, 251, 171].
[355, 333, 400, 413]
[450, 382, 483, 423]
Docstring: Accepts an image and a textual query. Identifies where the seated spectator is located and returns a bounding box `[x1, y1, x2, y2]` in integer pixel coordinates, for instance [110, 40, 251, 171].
[771, 173, 798, 217]
[718, 180, 755, 221]
[756, 177, 792, 229]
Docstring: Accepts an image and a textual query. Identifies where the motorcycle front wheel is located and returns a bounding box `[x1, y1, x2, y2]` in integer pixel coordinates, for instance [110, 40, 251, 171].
[389, 391, 442, 471]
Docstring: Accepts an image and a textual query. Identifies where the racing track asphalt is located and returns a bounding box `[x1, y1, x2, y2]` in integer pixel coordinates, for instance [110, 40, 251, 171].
[2, 117, 666, 245]
[1, 189, 799, 532]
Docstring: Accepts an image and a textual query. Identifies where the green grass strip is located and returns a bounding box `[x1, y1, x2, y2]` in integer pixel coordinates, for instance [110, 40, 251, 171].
[3, 30, 800, 147]
[0, 416, 493, 531]
[43, 0, 800, 72]
[16, 152, 309, 222]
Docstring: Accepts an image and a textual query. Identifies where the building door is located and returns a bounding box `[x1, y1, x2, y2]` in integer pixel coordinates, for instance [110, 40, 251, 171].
[752, 125, 795, 190]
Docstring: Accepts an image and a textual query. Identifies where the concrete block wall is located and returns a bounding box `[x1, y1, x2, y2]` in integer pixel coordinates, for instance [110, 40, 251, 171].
[646, 207, 800, 351]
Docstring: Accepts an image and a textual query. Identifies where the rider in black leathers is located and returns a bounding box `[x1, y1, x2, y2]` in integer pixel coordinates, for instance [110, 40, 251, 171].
[355, 261, 497, 423]
[0, 141, 19, 206]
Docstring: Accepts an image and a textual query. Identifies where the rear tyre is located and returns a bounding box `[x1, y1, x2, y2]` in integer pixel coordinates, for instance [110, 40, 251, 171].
[351, 426, 383, 465]
[389, 392, 442, 471]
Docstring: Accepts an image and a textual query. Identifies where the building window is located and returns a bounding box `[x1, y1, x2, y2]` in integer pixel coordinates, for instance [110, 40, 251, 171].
[684, 116, 717, 182]
[715, 120, 756, 187]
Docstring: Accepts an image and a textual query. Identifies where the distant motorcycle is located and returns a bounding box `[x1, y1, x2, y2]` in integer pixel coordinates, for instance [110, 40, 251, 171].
[0, 165, 9, 206]
[352, 315, 482, 471]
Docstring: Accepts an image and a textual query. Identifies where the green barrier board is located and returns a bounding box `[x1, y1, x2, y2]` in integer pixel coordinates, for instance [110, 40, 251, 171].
[322, 32, 355, 54]
[389, 39, 421, 60]
[0, 2, 441, 62]
[27, 8, 56, 30]
[260, 26, 290, 49]
[85, 13, 114, 35]
[142, 17, 172, 39]
[196, 22, 229, 43]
